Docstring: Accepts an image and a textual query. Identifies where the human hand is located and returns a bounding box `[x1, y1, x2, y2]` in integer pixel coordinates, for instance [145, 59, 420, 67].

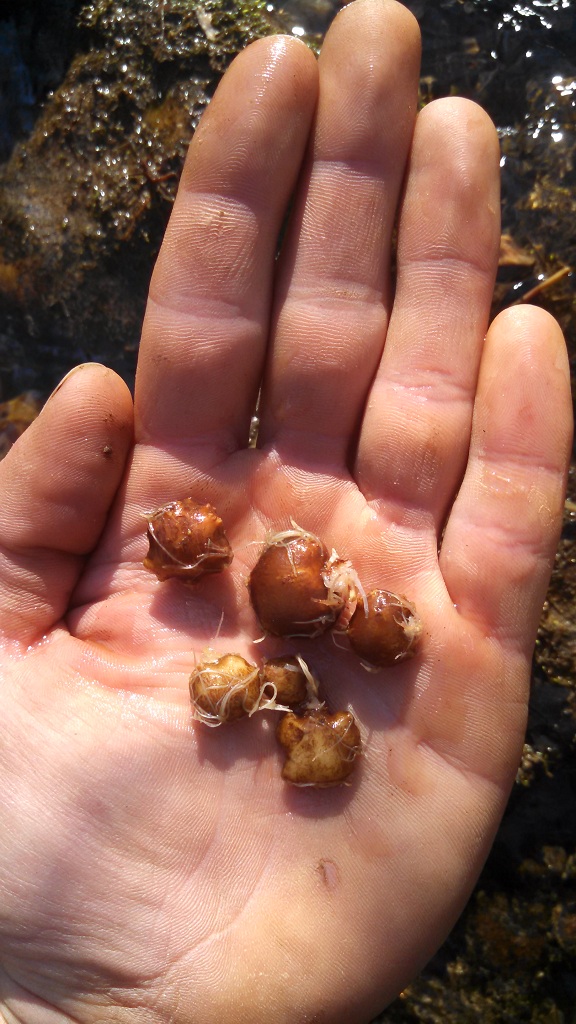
[0, 2, 571, 1022]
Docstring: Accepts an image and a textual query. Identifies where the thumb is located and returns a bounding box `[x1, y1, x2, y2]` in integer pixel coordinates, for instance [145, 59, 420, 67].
[0, 363, 133, 643]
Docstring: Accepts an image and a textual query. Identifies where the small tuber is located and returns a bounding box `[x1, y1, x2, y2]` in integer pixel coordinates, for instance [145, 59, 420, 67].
[144, 499, 232, 584]
[189, 654, 262, 726]
[248, 525, 364, 638]
[346, 589, 422, 668]
[260, 654, 322, 709]
[276, 708, 361, 787]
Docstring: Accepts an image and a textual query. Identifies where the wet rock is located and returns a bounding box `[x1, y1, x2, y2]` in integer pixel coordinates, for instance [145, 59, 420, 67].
[0, 2, 83, 161]
[0, 0, 282, 392]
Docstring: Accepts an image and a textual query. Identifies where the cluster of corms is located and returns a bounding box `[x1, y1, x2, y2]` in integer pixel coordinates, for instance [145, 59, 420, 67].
[144, 498, 422, 788]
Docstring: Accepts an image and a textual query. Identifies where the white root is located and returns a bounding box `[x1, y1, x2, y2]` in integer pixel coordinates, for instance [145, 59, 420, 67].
[359, 659, 382, 674]
[289, 611, 341, 639]
[190, 655, 295, 726]
[323, 550, 368, 628]
[330, 630, 349, 652]
[190, 664, 261, 727]
[148, 523, 229, 572]
[262, 522, 322, 572]
[294, 654, 324, 710]
[308, 716, 362, 766]
[214, 609, 225, 641]
[385, 594, 422, 660]
[251, 678, 291, 715]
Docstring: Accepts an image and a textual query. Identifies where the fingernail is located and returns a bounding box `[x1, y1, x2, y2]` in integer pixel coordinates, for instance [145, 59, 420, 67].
[46, 364, 88, 401]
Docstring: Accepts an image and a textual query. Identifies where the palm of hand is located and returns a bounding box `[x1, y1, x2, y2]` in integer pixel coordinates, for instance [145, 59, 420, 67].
[0, 3, 571, 1024]
[0, 458, 504, 1024]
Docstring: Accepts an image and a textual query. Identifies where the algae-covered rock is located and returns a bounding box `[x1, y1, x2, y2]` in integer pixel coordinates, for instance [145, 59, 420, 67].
[0, 0, 281, 390]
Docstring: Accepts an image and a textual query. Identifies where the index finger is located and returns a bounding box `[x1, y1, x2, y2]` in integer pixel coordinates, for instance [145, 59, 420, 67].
[134, 36, 318, 449]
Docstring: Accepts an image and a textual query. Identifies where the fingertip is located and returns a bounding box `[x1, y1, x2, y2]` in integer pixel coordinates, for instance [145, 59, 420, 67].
[490, 302, 571, 377]
[45, 362, 134, 441]
[249, 31, 318, 61]
[483, 303, 573, 472]
[399, 94, 500, 276]
[189, 30, 319, 159]
[419, 94, 497, 133]
[417, 98, 500, 211]
[474, 304, 572, 469]
[228, 31, 319, 89]
[331, 0, 421, 45]
[416, 96, 500, 191]
[1, 362, 134, 555]
[321, 0, 421, 88]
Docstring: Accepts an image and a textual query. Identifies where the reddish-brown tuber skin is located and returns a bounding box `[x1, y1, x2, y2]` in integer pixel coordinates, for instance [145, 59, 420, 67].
[346, 589, 422, 668]
[249, 532, 344, 637]
[144, 499, 232, 584]
[260, 656, 310, 707]
[189, 654, 261, 724]
[276, 708, 362, 787]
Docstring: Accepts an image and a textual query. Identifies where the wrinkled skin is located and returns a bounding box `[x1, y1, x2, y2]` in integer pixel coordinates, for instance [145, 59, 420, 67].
[0, 2, 571, 1023]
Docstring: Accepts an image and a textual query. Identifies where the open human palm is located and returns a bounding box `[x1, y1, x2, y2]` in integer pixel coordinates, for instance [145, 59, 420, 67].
[0, 2, 571, 1023]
